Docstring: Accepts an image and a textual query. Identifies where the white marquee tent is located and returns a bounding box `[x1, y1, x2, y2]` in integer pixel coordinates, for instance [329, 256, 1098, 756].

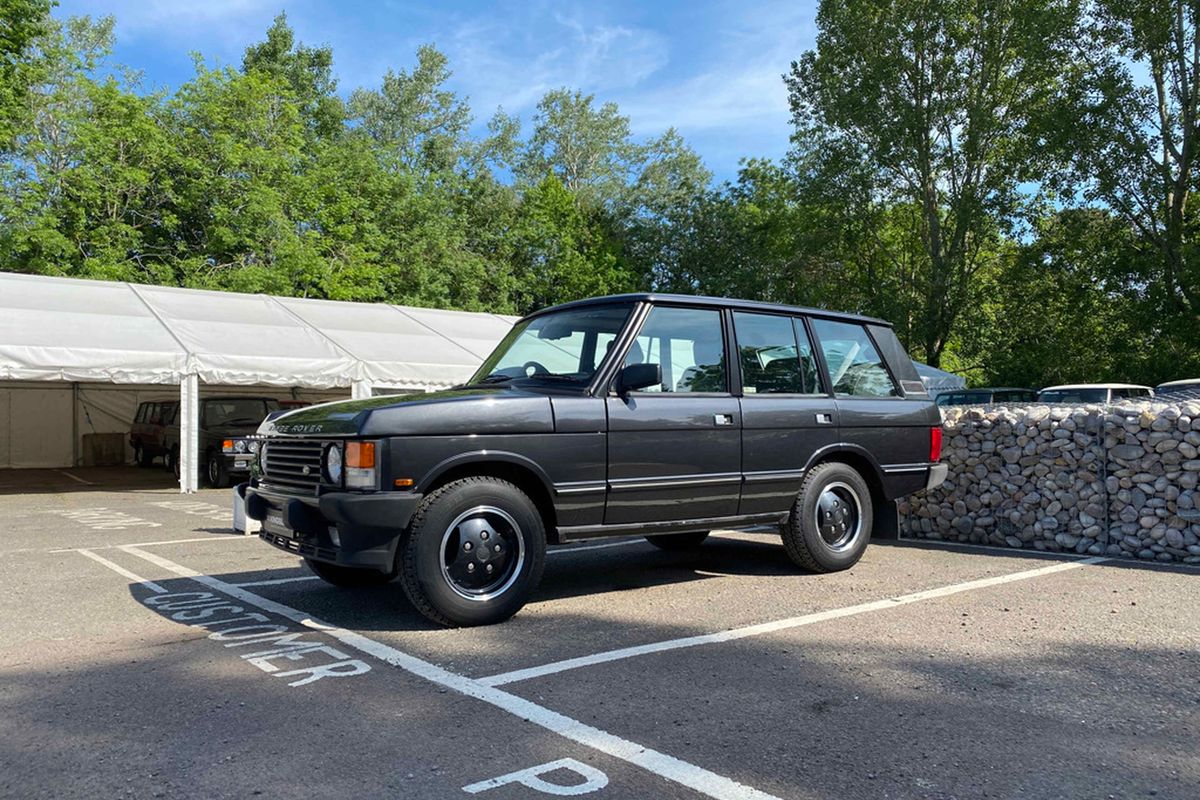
[0, 272, 517, 489]
[913, 360, 967, 399]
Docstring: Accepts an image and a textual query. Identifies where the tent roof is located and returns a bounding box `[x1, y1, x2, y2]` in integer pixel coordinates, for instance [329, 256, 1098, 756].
[0, 272, 517, 389]
[912, 360, 967, 393]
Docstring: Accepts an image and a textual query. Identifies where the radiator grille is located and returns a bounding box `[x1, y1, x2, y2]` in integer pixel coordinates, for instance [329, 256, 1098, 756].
[261, 439, 324, 494]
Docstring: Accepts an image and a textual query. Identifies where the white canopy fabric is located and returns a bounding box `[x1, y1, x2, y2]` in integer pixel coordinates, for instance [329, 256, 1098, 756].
[0, 272, 518, 390]
[913, 360, 967, 397]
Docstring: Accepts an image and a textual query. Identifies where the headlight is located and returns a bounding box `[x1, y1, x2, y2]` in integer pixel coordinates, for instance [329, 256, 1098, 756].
[234, 440, 248, 454]
[247, 441, 260, 454]
[323, 443, 343, 485]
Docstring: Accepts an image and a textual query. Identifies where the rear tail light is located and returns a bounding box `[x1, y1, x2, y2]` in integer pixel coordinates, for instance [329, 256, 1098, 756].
[930, 426, 943, 463]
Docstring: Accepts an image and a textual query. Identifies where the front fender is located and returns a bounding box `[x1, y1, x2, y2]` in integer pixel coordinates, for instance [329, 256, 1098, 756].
[415, 450, 556, 497]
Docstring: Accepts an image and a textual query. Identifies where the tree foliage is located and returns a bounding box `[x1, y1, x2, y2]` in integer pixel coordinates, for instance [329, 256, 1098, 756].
[1, 3, 1198, 387]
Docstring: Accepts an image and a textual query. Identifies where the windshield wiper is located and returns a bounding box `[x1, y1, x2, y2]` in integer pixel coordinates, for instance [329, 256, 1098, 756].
[476, 373, 515, 384]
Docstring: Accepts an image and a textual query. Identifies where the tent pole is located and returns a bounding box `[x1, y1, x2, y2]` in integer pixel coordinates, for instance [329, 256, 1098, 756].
[180, 374, 199, 493]
[72, 382, 80, 467]
[351, 380, 372, 400]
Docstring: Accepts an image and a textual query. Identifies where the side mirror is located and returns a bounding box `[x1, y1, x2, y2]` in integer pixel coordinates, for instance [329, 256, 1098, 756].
[617, 363, 662, 395]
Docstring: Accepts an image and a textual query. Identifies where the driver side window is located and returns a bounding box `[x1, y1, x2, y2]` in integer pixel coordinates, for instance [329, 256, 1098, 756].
[624, 306, 727, 393]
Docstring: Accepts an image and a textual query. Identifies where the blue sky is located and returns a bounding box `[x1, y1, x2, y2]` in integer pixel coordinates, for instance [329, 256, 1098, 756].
[52, 0, 820, 183]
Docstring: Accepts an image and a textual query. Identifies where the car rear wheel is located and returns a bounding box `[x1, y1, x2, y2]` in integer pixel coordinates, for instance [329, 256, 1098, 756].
[207, 453, 229, 489]
[781, 461, 873, 572]
[169, 447, 180, 480]
[645, 531, 710, 550]
[305, 558, 395, 588]
[398, 477, 546, 627]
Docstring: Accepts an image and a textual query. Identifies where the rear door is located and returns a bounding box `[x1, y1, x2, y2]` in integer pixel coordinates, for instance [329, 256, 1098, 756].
[735, 311, 839, 516]
[810, 319, 934, 496]
[605, 304, 741, 525]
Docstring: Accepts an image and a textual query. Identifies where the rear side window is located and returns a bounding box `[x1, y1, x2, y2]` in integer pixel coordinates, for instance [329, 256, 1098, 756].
[811, 319, 899, 398]
[625, 306, 727, 393]
[732, 311, 822, 395]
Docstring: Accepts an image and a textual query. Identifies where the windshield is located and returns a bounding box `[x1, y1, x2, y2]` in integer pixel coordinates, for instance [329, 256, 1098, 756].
[204, 399, 279, 427]
[1039, 389, 1107, 403]
[470, 304, 634, 387]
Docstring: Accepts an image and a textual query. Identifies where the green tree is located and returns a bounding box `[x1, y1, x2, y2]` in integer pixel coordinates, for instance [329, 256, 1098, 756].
[242, 12, 343, 140]
[1049, 0, 1200, 324]
[510, 174, 632, 313]
[0, 0, 52, 146]
[786, 0, 1077, 366]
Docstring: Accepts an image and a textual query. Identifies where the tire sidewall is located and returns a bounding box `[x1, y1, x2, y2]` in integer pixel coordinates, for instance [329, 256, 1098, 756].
[407, 480, 546, 626]
[794, 463, 873, 570]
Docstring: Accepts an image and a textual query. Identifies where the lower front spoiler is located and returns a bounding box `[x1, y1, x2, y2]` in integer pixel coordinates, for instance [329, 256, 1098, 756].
[242, 483, 424, 572]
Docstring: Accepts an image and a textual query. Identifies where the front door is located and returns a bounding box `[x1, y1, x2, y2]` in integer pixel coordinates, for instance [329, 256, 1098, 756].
[605, 305, 741, 525]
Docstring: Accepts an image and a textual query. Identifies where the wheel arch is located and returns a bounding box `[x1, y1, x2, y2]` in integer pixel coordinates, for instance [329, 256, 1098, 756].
[418, 453, 559, 543]
[803, 444, 898, 540]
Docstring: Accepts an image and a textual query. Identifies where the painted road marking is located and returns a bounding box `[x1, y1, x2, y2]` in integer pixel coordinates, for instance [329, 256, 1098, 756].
[148, 500, 230, 523]
[142, 591, 371, 687]
[47, 535, 254, 554]
[52, 508, 161, 530]
[117, 545, 783, 800]
[233, 575, 322, 588]
[478, 556, 1110, 687]
[77, 549, 166, 593]
[464, 758, 609, 795]
[55, 469, 94, 485]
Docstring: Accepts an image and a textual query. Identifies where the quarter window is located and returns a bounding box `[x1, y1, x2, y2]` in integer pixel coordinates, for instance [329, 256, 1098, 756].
[811, 319, 899, 398]
[732, 312, 821, 394]
[625, 306, 726, 393]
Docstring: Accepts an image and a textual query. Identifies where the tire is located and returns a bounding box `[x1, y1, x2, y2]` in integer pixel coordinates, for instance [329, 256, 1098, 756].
[305, 558, 395, 588]
[645, 531, 710, 550]
[207, 452, 229, 489]
[398, 477, 546, 627]
[782, 461, 873, 573]
[135, 444, 154, 468]
[169, 447, 181, 480]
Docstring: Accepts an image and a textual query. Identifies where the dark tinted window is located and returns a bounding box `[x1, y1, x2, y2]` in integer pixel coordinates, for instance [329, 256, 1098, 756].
[626, 306, 726, 393]
[732, 312, 821, 394]
[135, 403, 148, 423]
[204, 399, 272, 427]
[811, 319, 899, 398]
[1039, 388, 1107, 403]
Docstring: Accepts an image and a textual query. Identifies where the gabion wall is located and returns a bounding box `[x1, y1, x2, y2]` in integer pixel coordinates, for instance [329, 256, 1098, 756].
[898, 401, 1200, 564]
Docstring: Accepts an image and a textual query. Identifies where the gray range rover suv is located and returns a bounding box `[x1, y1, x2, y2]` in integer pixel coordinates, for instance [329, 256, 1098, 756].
[245, 294, 946, 626]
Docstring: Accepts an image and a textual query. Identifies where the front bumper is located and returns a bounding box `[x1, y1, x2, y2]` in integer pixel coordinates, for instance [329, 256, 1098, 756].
[221, 451, 255, 474]
[243, 483, 424, 572]
[926, 463, 948, 491]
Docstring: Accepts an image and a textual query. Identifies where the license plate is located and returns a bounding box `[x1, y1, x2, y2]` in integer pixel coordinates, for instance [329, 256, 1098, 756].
[264, 512, 290, 536]
[234, 459, 249, 469]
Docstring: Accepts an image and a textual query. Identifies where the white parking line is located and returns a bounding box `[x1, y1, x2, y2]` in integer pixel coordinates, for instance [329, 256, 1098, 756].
[478, 556, 1110, 687]
[55, 470, 94, 485]
[49, 535, 254, 554]
[233, 575, 321, 588]
[77, 549, 166, 593]
[112, 545, 782, 800]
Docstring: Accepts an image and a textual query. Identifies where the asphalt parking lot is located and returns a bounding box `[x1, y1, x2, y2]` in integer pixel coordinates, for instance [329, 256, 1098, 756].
[1, 467, 1198, 800]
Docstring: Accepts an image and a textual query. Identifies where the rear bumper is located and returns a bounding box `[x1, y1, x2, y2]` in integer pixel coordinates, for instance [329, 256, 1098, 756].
[926, 463, 948, 491]
[243, 483, 424, 571]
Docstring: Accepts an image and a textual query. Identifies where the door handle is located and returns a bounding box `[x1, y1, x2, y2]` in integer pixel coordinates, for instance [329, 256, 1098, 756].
[714, 413, 734, 426]
[815, 413, 833, 425]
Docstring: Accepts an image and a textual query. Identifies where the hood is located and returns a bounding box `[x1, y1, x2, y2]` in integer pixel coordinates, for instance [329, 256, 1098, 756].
[207, 422, 264, 438]
[258, 386, 555, 438]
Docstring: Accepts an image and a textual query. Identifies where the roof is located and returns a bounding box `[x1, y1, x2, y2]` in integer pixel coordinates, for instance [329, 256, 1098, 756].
[945, 387, 1035, 393]
[1157, 379, 1200, 388]
[0, 272, 517, 389]
[530, 293, 892, 327]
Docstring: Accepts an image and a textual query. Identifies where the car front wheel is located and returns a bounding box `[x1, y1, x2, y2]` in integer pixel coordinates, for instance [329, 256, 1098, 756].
[781, 461, 873, 572]
[398, 477, 546, 627]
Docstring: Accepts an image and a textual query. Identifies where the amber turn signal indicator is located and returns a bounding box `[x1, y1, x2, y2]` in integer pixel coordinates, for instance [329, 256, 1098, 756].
[345, 441, 376, 468]
[393, 478, 414, 488]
